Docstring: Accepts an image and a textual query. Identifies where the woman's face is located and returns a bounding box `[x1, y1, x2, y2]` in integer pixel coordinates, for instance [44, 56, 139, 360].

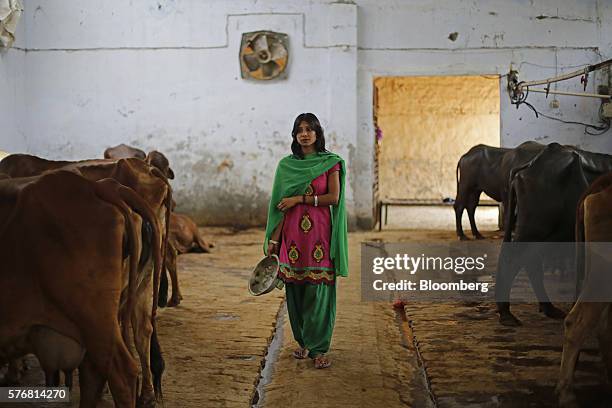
[296, 121, 317, 148]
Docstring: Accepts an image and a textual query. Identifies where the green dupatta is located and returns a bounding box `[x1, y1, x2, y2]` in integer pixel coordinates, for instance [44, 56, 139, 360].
[263, 151, 348, 278]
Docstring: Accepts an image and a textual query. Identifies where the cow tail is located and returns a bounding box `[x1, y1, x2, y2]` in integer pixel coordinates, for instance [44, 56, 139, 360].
[93, 180, 138, 349]
[142, 167, 170, 401]
[575, 198, 586, 300]
[503, 178, 517, 243]
[456, 160, 460, 192]
[116, 185, 163, 315]
[150, 322, 165, 400]
[115, 182, 166, 402]
[163, 184, 172, 304]
[123, 206, 139, 350]
[148, 167, 173, 319]
[158, 265, 169, 308]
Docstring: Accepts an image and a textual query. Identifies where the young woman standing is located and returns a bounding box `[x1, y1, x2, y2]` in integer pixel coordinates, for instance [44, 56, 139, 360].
[264, 112, 348, 369]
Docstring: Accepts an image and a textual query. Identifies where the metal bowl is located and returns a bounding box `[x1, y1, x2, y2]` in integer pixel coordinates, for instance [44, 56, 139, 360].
[248, 254, 283, 296]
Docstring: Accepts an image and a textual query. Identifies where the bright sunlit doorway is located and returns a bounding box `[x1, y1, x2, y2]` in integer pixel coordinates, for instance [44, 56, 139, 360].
[373, 75, 501, 230]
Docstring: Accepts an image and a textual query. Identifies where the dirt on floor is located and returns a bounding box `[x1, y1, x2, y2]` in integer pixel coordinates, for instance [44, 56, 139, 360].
[2, 227, 611, 408]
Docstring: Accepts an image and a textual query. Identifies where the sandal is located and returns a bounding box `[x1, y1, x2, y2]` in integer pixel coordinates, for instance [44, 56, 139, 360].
[293, 347, 309, 359]
[313, 354, 331, 369]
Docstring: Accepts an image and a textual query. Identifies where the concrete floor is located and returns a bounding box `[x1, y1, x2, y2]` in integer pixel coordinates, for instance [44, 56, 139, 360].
[3, 226, 609, 408]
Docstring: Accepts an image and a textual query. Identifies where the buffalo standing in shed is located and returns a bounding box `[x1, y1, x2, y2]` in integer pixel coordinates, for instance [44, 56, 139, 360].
[496, 143, 612, 326]
[454, 141, 544, 240]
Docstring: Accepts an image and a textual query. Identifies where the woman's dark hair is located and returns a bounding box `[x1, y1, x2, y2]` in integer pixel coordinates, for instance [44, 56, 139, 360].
[291, 113, 327, 158]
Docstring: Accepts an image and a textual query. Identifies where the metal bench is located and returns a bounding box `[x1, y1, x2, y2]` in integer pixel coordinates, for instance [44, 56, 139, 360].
[376, 198, 500, 231]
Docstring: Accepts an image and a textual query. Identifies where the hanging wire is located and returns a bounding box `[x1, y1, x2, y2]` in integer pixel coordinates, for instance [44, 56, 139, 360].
[508, 72, 611, 135]
[517, 99, 610, 135]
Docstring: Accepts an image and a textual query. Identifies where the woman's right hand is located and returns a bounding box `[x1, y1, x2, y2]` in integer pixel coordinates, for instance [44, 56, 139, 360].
[267, 241, 280, 256]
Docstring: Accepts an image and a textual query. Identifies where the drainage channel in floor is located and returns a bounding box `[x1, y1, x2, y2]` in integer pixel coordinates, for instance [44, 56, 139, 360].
[251, 300, 287, 408]
[394, 304, 438, 408]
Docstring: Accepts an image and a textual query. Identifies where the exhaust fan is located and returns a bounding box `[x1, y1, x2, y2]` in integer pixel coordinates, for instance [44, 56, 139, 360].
[240, 31, 289, 81]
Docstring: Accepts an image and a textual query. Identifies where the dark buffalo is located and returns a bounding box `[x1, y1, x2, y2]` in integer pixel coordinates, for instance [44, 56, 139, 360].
[454, 141, 544, 240]
[496, 143, 612, 326]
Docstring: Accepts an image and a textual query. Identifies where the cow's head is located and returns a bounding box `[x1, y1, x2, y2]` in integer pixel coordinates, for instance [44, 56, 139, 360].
[146, 151, 175, 180]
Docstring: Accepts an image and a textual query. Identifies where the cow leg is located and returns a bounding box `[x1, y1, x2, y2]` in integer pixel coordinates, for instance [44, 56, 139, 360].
[44, 369, 60, 387]
[466, 191, 484, 239]
[597, 305, 612, 384]
[80, 321, 138, 407]
[497, 202, 505, 231]
[107, 332, 139, 408]
[132, 294, 156, 407]
[81, 324, 139, 408]
[4, 358, 23, 385]
[557, 302, 606, 408]
[527, 259, 566, 319]
[78, 355, 107, 408]
[496, 245, 523, 326]
[453, 200, 469, 240]
[166, 246, 182, 307]
[64, 369, 74, 391]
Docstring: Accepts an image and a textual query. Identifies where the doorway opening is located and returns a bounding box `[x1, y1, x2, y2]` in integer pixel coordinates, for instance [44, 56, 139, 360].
[373, 75, 501, 230]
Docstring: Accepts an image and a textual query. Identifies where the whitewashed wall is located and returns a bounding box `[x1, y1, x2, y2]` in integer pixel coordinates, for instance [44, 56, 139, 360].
[0, 9, 25, 153]
[20, 0, 357, 226]
[355, 0, 612, 227]
[1, 0, 611, 227]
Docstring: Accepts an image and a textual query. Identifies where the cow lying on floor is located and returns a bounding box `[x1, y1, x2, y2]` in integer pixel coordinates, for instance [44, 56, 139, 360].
[169, 212, 214, 254]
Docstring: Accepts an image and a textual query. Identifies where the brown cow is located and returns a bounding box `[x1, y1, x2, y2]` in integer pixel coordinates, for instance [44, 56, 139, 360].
[0, 156, 170, 406]
[146, 150, 174, 180]
[68, 160, 169, 406]
[0, 153, 75, 176]
[1, 153, 187, 311]
[557, 172, 612, 407]
[158, 213, 214, 307]
[99, 148, 205, 308]
[104, 143, 146, 160]
[169, 213, 214, 254]
[0, 171, 161, 407]
[102, 146, 174, 180]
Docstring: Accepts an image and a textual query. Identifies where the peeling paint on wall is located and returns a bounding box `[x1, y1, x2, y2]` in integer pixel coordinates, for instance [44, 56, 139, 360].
[3, 0, 612, 228]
